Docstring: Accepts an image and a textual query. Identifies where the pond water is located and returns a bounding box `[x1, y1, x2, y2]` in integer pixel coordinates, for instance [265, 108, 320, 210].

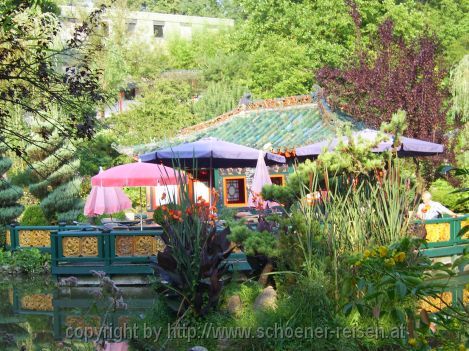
[0, 275, 158, 351]
[1, 273, 468, 351]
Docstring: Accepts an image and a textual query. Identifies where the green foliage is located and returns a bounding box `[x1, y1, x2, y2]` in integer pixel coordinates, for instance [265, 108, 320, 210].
[0, 248, 50, 274]
[243, 36, 313, 98]
[261, 183, 296, 209]
[0, 151, 23, 247]
[109, 79, 201, 146]
[430, 179, 469, 213]
[126, 0, 235, 18]
[20, 205, 49, 226]
[228, 224, 279, 258]
[450, 55, 469, 123]
[154, 181, 233, 317]
[76, 133, 126, 177]
[22, 114, 83, 223]
[243, 231, 279, 257]
[152, 203, 178, 224]
[317, 127, 387, 176]
[343, 237, 467, 348]
[193, 81, 246, 120]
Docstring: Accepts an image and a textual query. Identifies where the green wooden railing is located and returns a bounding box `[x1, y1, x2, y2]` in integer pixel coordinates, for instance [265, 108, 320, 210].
[6, 224, 93, 253]
[415, 215, 469, 258]
[6, 216, 466, 278]
[51, 229, 165, 276]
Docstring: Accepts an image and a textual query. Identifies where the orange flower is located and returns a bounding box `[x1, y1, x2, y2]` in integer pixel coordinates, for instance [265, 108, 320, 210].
[185, 207, 193, 215]
[161, 205, 168, 212]
[422, 204, 431, 213]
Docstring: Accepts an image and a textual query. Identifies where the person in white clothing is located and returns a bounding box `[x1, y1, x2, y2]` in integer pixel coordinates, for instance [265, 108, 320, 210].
[416, 191, 460, 220]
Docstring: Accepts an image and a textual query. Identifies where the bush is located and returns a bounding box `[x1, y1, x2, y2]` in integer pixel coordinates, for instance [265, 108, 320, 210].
[228, 224, 279, 258]
[10, 248, 50, 274]
[0, 248, 50, 274]
[20, 205, 49, 226]
[430, 178, 469, 213]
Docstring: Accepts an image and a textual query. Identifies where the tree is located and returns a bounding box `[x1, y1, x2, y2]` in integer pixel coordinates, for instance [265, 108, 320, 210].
[450, 55, 469, 123]
[317, 18, 448, 144]
[0, 1, 106, 158]
[0, 148, 23, 247]
[108, 79, 200, 146]
[193, 81, 246, 120]
[244, 36, 313, 98]
[24, 113, 83, 223]
[126, 0, 236, 18]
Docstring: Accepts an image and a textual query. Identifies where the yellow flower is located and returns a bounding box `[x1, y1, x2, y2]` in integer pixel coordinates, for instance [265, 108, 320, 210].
[394, 252, 406, 263]
[378, 246, 388, 257]
[459, 344, 466, 351]
[408, 338, 417, 346]
[363, 249, 371, 258]
[384, 258, 396, 267]
[354, 260, 362, 267]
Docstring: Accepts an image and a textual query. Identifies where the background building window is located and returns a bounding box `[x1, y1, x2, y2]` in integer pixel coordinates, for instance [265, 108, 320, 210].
[270, 175, 285, 186]
[223, 177, 247, 206]
[153, 24, 164, 38]
[126, 20, 137, 34]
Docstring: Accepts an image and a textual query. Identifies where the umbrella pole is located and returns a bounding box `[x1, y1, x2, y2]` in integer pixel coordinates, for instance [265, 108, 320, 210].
[140, 186, 143, 231]
[209, 155, 213, 210]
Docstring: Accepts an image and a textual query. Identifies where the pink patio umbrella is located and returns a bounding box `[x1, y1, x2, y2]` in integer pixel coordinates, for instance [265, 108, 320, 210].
[84, 186, 132, 217]
[91, 161, 184, 229]
[91, 161, 181, 187]
[248, 151, 280, 209]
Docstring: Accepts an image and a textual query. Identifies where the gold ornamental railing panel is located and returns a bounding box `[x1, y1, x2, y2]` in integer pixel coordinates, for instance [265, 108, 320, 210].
[425, 223, 451, 242]
[115, 235, 165, 256]
[21, 294, 53, 311]
[62, 236, 99, 257]
[18, 230, 50, 247]
[419, 291, 453, 313]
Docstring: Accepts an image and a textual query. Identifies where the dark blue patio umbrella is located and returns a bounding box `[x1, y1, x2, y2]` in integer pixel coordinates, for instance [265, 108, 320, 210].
[140, 137, 286, 168]
[140, 137, 286, 206]
[295, 129, 444, 159]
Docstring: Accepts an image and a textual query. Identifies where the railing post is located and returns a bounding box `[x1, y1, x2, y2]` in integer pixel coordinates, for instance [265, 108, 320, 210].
[9, 222, 18, 250]
[102, 228, 112, 269]
[50, 230, 58, 273]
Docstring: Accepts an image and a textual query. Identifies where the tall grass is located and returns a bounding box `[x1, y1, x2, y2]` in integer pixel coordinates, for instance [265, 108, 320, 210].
[293, 161, 418, 302]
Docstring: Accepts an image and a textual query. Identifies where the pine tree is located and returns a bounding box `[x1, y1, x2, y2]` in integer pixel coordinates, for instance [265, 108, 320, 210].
[25, 115, 83, 223]
[0, 148, 23, 246]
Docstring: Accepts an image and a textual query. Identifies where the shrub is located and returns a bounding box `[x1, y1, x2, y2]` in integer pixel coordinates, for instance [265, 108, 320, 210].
[154, 188, 233, 317]
[10, 248, 50, 274]
[0, 248, 50, 274]
[21, 205, 49, 226]
[342, 237, 467, 349]
[429, 178, 469, 213]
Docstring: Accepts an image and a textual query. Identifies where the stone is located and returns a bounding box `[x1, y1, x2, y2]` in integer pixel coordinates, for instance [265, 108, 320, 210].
[254, 286, 277, 311]
[188, 347, 208, 351]
[226, 294, 242, 315]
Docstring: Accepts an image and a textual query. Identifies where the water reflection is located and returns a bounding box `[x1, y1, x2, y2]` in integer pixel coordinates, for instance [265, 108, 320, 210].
[0, 276, 155, 351]
[1, 273, 467, 350]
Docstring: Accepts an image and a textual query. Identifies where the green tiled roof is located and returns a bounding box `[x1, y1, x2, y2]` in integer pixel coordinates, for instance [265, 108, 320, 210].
[128, 102, 363, 156]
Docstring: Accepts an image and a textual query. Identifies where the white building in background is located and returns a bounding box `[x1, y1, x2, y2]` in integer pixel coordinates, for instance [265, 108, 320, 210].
[59, 5, 234, 44]
[59, 5, 233, 118]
